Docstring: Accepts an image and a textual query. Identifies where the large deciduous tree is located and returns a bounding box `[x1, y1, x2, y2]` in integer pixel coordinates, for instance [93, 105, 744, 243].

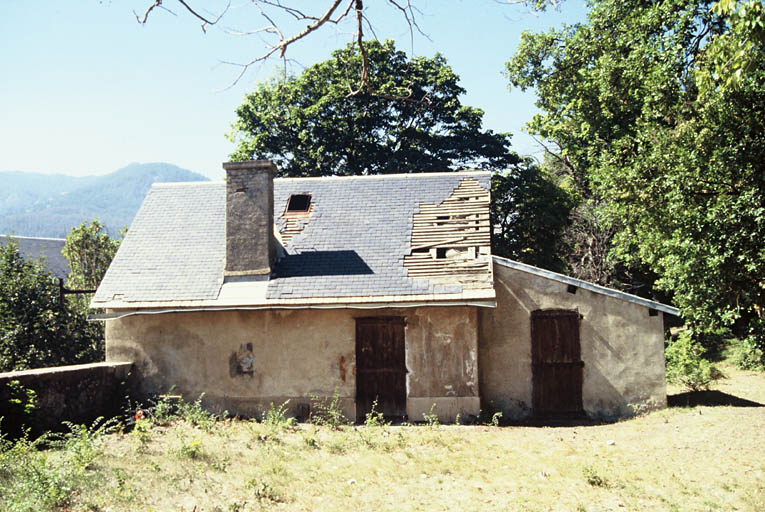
[230, 39, 571, 269]
[506, 0, 765, 356]
[491, 161, 572, 272]
[230, 40, 520, 176]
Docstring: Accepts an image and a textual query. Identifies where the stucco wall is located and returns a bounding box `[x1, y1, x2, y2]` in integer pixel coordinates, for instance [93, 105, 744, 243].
[106, 306, 479, 422]
[479, 263, 666, 420]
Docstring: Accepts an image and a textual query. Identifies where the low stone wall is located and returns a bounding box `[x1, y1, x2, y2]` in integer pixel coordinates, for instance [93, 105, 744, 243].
[0, 362, 134, 437]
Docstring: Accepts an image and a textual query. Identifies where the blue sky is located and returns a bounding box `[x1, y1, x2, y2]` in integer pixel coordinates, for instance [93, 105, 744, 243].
[1, 1, 587, 180]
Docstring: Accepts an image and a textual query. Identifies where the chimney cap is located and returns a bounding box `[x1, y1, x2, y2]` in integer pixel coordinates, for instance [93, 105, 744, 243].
[222, 160, 276, 172]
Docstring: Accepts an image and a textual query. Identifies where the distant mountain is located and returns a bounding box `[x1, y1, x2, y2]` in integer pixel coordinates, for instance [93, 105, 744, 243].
[0, 163, 209, 238]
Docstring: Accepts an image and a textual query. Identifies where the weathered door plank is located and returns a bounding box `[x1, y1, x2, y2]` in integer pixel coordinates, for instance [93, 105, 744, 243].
[531, 309, 584, 418]
[355, 317, 407, 421]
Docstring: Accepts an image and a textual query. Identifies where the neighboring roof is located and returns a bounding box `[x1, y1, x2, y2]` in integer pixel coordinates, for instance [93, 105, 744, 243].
[492, 256, 679, 316]
[0, 235, 69, 279]
[93, 172, 495, 309]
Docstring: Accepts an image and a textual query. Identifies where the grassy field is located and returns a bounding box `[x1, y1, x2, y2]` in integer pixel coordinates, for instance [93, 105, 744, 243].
[1, 364, 763, 512]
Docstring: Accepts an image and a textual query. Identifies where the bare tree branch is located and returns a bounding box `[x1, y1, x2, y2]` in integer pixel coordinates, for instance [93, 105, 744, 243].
[176, 0, 229, 33]
[134, 1, 175, 24]
[493, 0, 563, 8]
[136, 0, 433, 95]
[386, 0, 430, 49]
[135, 0, 229, 32]
[347, 1, 369, 96]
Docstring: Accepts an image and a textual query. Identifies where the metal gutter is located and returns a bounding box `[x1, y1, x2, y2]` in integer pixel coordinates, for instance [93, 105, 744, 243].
[89, 299, 498, 321]
[492, 256, 680, 316]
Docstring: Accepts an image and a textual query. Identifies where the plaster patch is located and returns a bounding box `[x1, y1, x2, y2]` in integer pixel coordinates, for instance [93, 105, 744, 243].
[339, 355, 347, 383]
[231, 343, 255, 377]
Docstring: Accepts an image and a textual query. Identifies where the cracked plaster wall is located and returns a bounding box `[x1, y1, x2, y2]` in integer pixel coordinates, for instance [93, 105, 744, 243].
[106, 306, 479, 421]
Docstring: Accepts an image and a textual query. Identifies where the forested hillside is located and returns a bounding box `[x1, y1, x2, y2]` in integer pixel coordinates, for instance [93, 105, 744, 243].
[0, 163, 208, 237]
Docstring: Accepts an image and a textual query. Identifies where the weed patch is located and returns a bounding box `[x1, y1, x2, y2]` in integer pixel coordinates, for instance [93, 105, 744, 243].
[310, 389, 350, 428]
[0, 418, 115, 511]
[423, 403, 439, 427]
[249, 478, 285, 504]
[583, 464, 609, 487]
[263, 400, 296, 430]
[1, 364, 762, 511]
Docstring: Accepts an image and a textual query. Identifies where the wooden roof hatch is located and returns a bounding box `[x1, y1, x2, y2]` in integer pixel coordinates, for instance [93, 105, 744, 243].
[280, 193, 314, 244]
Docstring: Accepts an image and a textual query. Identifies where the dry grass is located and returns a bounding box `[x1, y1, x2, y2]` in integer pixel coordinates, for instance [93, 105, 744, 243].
[57, 365, 765, 511]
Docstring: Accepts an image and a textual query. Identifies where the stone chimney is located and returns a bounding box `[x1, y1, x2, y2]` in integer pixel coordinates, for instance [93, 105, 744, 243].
[223, 160, 275, 279]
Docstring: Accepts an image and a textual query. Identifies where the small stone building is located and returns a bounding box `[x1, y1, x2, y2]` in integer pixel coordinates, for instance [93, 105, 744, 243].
[92, 160, 676, 422]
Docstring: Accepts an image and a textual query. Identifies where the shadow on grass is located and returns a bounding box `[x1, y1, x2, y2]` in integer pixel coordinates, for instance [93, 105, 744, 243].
[668, 390, 763, 408]
[503, 414, 618, 428]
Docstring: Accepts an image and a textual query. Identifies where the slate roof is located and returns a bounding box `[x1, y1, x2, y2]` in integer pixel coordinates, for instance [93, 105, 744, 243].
[493, 256, 679, 315]
[0, 235, 69, 279]
[93, 172, 493, 307]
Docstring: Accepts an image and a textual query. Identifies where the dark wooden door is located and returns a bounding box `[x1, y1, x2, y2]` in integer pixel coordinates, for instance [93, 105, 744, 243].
[531, 309, 584, 418]
[355, 317, 407, 421]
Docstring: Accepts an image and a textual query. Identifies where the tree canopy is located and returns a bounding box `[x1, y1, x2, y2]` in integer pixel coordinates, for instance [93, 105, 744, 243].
[0, 222, 122, 372]
[230, 40, 520, 177]
[506, 0, 765, 354]
[63, 220, 122, 291]
[0, 240, 103, 372]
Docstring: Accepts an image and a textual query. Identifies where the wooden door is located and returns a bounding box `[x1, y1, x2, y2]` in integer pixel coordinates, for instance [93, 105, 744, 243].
[355, 317, 407, 421]
[531, 309, 584, 418]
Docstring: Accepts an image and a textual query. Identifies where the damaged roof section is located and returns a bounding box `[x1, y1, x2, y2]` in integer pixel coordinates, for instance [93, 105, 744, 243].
[277, 193, 313, 245]
[266, 172, 493, 301]
[93, 171, 495, 309]
[404, 178, 493, 289]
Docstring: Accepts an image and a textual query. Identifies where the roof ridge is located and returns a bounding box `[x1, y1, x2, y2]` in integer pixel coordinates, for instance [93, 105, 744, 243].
[0, 234, 66, 242]
[149, 171, 491, 188]
[274, 170, 492, 182]
[152, 181, 222, 188]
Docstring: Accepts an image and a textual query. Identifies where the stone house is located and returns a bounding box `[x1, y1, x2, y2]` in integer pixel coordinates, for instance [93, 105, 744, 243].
[92, 160, 676, 422]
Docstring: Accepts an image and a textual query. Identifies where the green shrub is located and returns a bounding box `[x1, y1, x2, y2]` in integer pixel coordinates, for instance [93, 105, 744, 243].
[56, 417, 118, 470]
[666, 331, 724, 391]
[4, 380, 37, 416]
[131, 417, 152, 452]
[0, 380, 38, 437]
[141, 390, 221, 430]
[175, 435, 204, 460]
[149, 391, 178, 425]
[725, 336, 765, 371]
[248, 478, 284, 504]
